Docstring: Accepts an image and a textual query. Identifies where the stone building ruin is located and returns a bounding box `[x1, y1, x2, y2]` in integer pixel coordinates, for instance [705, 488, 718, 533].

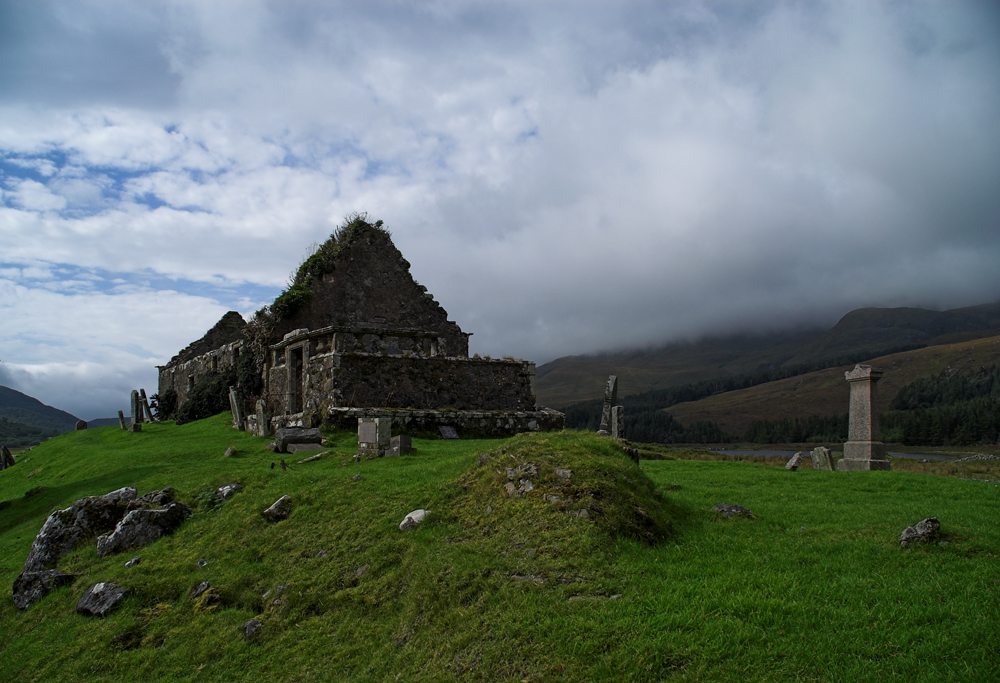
[158, 217, 563, 436]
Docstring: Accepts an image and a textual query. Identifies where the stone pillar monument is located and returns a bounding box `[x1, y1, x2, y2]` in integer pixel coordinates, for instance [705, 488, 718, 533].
[611, 406, 625, 439]
[837, 365, 891, 471]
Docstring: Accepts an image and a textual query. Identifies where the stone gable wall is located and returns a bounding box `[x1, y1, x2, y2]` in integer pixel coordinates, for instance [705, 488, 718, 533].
[158, 341, 242, 407]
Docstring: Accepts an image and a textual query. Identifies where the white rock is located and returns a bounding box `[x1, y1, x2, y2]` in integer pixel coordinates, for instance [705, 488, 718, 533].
[399, 509, 430, 531]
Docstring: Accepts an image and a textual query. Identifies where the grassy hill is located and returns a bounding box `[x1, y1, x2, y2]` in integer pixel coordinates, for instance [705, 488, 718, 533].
[0, 385, 80, 435]
[1, 416, 998, 681]
[665, 334, 1000, 437]
[537, 301, 1000, 408]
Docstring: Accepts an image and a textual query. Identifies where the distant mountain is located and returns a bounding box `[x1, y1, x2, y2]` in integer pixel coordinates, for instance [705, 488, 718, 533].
[0, 385, 80, 435]
[536, 300, 1000, 408]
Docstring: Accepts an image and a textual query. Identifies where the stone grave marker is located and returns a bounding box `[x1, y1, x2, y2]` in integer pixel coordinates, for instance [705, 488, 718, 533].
[118, 411, 127, 430]
[810, 446, 833, 471]
[75, 420, 88, 431]
[140, 389, 154, 422]
[598, 375, 618, 433]
[611, 405, 624, 439]
[1, 445, 15, 470]
[389, 435, 415, 457]
[130, 390, 141, 424]
[837, 365, 891, 471]
[255, 400, 269, 438]
[228, 387, 244, 430]
[439, 426, 459, 440]
[358, 418, 391, 458]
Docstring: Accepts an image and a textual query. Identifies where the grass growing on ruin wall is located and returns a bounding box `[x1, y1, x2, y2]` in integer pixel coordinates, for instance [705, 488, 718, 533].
[0, 418, 998, 682]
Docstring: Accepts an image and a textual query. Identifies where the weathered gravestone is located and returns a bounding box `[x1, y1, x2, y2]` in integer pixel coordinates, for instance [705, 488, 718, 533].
[785, 452, 804, 470]
[75, 420, 88, 431]
[256, 400, 269, 438]
[389, 435, 415, 457]
[228, 386, 244, 430]
[130, 390, 142, 425]
[610, 406, 625, 439]
[837, 365, 891, 471]
[598, 375, 618, 434]
[810, 446, 834, 471]
[140, 389, 154, 422]
[1, 445, 15, 470]
[439, 425, 459, 439]
[358, 418, 391, 458]
[118, 411, 127, 430]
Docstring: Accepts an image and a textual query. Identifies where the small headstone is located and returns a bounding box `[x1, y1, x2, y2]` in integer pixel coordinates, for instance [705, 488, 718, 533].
[712, 503, 754, 518]
[1, 445, 15, 470]
[900, 517, 940, 548]
[223, 447, 235, 458]
[262, 495, 292, 522]
[118, 411, 127, 430]
[810, 446, 834, 471]
[130, 390, 141, 424]
[785, 452, 804, 471]
[358, 418, 391, 458]
[399, 509, 430, 530]
[256, 400, 269, 438]
[611, 406, 624, 439]
[389, 435, 415, 457]
[77, 582, 128, 617]
[140, 389, 154, 422]
[75, 420, 88, 431]
[439, 426, 459, 440]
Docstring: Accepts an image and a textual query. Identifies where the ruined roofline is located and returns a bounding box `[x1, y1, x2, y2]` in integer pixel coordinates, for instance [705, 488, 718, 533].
[164, 311, 246, 369]
[272, 323, 472, 349]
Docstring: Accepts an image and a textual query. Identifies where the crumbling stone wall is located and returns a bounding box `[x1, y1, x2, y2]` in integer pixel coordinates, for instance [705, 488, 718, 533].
[165, 311, 245, 366]
[289, 352, 536, 414]
[157, 340, 242, 408]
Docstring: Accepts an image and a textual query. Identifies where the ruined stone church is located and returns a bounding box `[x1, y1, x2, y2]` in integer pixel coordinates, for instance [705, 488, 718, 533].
[157, 217, 563, 436]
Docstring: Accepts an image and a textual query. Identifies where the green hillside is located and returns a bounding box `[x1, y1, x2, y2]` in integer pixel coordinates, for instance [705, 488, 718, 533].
[665, 334, 1000, 438]
[537, 301, 1000, 408]
[1, 416, 998, 681]
[0, 385, 80, 435]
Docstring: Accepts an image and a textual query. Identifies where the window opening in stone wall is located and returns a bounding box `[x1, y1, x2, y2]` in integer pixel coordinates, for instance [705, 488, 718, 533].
[289, 347, 304, 414]
[188, 375, 195, 392]
[212, 355, 218, 371]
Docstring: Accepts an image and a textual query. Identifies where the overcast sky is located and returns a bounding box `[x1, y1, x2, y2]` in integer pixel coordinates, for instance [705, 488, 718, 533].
[1, 1, 998, 420]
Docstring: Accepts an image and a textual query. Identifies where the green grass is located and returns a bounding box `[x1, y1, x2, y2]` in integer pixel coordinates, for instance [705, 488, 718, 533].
[1, 416, 998, 681]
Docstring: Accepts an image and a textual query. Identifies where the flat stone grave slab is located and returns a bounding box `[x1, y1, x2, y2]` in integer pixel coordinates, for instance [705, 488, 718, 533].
[439, 426, 459, 439]
[286, 443, 324, 454]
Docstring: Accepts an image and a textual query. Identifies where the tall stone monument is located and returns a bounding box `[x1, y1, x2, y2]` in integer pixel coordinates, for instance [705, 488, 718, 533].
[611, 405, 625, 439]
[598, 375, 618, 434]
[837, 364, 891, 471]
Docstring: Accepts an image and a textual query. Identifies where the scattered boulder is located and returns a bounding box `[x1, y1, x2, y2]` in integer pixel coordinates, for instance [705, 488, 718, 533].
[241, 619, 263, 640]
[75, 420, 88, 430]
[785, 452, 804, 471]
[274, 427, 322, 453]
[77, 582, 128, 617]
[216, 483, 240, 500]
[11, 569, 75, 610]
[96, 502, 191, 557]
[262, 495, 292, 522]
[124, 557, 141, 568]
[399, 509, 430, 530]
[713, 503, 754, 518]
[810, 447, 834, 471]
[900, 517, 940, 548]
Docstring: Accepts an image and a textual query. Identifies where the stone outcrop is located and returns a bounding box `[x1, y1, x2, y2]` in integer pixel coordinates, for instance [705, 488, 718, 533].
[900, 517, 940, 548]
[96, 502, 191, 557]
[11, 570, 75, 611]
[77, 582, 128, 617]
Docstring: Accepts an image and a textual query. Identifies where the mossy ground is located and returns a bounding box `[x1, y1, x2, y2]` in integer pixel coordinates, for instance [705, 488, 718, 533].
[1, 416, 998, 681]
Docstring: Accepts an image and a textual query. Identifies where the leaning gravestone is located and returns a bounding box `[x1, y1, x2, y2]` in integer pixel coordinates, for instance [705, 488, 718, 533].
[439, 426, 459, 440]
[598, 375, 618, 433]
[1, 445, 15, 470]
[75, 420, 88, 431]
[255, 400, 269, 438]
[140, 389, 154, 422]
[838, 365, 891, 471]
[810, 446, 834, 471]
[785, 452, 804, 471]
[228, 386, 244, 430]
[118, 411, 127, 430]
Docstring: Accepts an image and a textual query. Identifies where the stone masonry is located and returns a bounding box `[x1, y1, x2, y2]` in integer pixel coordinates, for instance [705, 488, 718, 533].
[837, 364, 891, 472]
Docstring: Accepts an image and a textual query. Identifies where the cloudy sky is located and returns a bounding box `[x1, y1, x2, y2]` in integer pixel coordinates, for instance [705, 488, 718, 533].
[1, 1, 998, 420]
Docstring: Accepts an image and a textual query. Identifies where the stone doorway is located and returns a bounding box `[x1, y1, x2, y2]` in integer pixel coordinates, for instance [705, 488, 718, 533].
[289, 347, 304, 414]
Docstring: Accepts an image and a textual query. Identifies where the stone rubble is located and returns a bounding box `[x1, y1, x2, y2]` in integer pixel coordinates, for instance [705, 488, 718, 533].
[712, 503, 754, 518]
[262, 495, 293, 522]
[77, 582, 128, 617]
[900, 517, 940, 548]
[399, 509, 430, 530]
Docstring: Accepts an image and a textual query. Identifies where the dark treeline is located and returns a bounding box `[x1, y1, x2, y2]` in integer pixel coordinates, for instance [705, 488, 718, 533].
[890, 364, 1000, 410]
[743, 414, 849, 445]
[0, 417, 54, 448]
[563, 343, 925, 444]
